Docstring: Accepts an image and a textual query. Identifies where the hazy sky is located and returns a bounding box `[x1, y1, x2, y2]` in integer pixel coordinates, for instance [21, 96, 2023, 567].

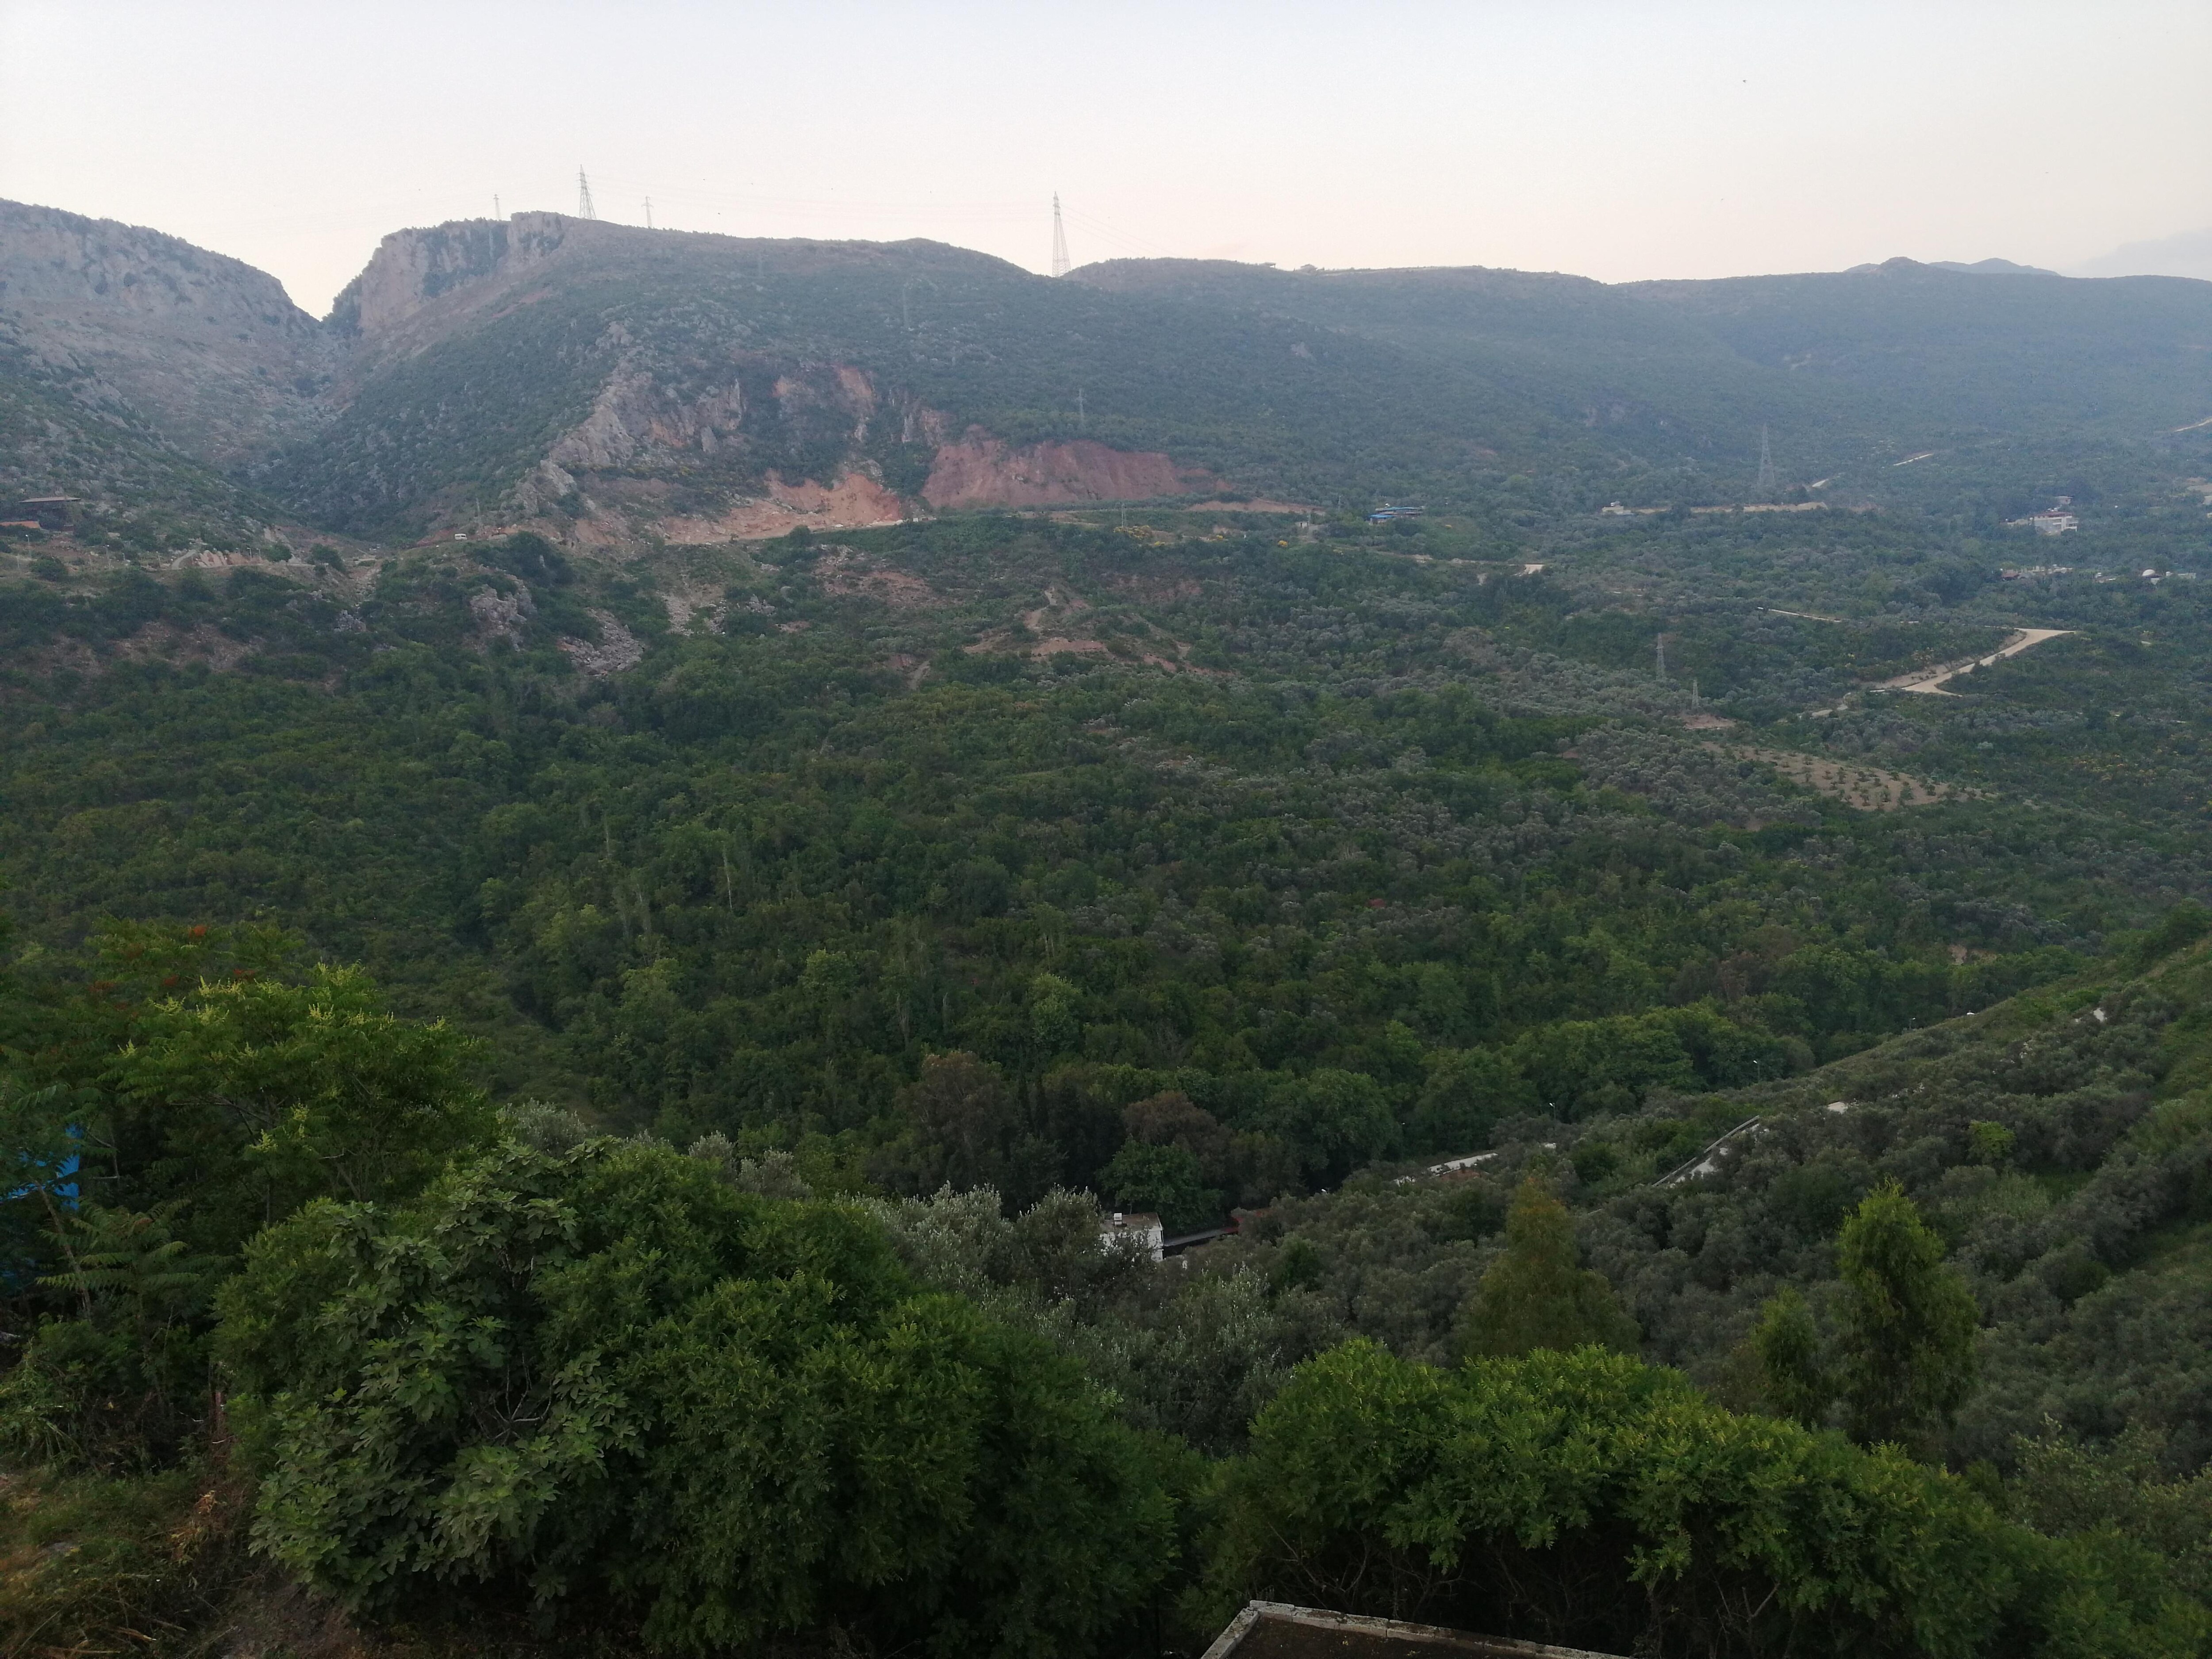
[4, 0, 2208, 316]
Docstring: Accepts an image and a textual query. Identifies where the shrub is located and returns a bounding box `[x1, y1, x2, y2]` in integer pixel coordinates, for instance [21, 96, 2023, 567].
[1200, 1341, 2204, 1658]
[218, 1139, 1175, 1657]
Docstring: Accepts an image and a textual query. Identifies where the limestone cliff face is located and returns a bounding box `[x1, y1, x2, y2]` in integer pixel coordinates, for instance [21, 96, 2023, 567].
[0, 199, 336, 466]
[0, 200, 312, 334]
[325, 211, 586, 341]
[530, 357, 1208, 537]
[526, 352, 907, 535]
[546, 359, 754, 472]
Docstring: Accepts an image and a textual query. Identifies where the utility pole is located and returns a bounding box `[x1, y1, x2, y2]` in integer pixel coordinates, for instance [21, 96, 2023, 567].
[577, 169, 597, 220]
[1051, 192, 1071, 278]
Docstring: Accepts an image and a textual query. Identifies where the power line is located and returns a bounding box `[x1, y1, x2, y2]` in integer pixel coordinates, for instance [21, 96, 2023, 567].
[1051, 192, 1071, 278]
[1059, 203, 1175, 258]
[577, 168, 597, 221]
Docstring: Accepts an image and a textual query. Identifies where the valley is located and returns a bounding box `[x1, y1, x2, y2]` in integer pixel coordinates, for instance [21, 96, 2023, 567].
[6, 196, 2212, 1659]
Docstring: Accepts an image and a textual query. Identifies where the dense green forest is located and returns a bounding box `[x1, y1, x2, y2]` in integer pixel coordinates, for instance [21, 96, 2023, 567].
[10, 516, 2188, 1171]
[10, 488, 2212, 1655]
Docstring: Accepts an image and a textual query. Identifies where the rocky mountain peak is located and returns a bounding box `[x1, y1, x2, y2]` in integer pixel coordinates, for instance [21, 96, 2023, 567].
[325, 210, 595, 338]
[0, 197, 334, 468]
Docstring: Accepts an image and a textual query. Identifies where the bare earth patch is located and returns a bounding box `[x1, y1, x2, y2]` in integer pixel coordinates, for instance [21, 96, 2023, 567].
[922, 434, 1216, 509]
[1705, 742, 1978, 811]
[814, 547, 941, 608]
[966, 585, 1211, 673]
[660, 581, 727, 634]
[1105, 572, 1202, 601]
[657, 471, 910, 543]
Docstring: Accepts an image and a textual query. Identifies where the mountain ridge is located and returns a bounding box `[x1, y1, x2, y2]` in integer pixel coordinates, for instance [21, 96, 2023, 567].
[7, 198, 2212, 557]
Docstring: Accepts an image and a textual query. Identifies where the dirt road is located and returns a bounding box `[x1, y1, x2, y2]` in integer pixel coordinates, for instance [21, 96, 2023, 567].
[1879, 628, 2074, 696]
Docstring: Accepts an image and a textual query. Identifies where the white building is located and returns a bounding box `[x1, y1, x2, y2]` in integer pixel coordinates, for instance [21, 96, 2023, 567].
[1098, 1211, 1164, 1261]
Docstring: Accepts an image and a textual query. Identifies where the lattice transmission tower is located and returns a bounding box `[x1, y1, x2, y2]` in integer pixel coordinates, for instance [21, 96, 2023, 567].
[1051, 193, 1071, 278]
[577, 169, 598, 221]
[1756, 424, 1778, 495]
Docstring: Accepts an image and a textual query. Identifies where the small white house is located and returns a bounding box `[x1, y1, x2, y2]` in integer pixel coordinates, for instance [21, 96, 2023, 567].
[1099, 1211, 1164, 1261]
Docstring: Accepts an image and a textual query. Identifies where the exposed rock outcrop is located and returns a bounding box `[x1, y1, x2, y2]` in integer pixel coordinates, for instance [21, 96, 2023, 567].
[547, 357, 757, 472]
[468, 583, 535, 648]
[560, 609, 645, 676]
[326, 212, 589, 343]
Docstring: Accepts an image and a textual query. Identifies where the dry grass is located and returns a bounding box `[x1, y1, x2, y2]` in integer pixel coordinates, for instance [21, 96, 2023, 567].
[1704, 743, 1978, 812]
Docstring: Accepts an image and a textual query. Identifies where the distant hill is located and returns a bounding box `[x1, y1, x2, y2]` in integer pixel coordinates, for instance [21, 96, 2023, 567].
[1076, 255, 2212, 480]
[4, 199, 2211, 550]
[1847, 257, 2058, 276]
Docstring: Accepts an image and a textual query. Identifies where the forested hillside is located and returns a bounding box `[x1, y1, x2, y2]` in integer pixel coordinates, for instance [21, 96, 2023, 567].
[1076, 256, 2212, 466]
[8, 200, 2212, 1659]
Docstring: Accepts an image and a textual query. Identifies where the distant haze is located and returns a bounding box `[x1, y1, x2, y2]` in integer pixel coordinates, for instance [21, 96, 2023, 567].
[2071, 227, 2212, 282]
[2, 0, 2207, 316]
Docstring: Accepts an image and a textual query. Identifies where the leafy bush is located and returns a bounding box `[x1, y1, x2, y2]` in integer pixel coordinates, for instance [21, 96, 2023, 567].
[1, 936, 495, 1471]
[1201, 1341, 2207, 1658]
[218, 1138, 1177, 1656]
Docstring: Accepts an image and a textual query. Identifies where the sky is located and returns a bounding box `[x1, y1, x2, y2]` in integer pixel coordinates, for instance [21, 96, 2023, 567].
[3, 0, 2208, 317]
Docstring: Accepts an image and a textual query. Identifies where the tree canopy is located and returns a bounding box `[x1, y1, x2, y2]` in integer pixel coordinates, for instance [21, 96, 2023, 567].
[1458, 1177, 1639, 1359]
[219, 1138, 1177, 1658]
[1203, 1340, 2205, 1659]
